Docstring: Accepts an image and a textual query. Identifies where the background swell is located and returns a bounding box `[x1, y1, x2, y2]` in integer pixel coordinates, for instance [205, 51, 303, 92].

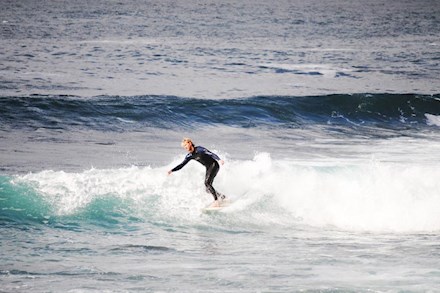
[1, 93, 439, 131]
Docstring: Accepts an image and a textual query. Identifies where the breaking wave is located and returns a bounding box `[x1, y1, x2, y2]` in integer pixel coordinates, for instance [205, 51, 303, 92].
[2, 153, 440, 233]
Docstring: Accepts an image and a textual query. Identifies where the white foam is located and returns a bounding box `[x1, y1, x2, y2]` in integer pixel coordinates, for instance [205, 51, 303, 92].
[18, 153, 440, 232]
[259, 63, 352, 77]
[425, 113, 440, 127]
[116, 117, 135, 124]
[221, 153, 440, 232]
[20, 166, 165, 214]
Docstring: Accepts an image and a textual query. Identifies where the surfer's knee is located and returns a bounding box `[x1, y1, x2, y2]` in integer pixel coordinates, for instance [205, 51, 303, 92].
[204, 177, 212, 188]
[205, 183, 214, 194]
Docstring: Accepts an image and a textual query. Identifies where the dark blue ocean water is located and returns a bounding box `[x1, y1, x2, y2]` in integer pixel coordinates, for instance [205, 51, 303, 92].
[1, 0, 440, 292]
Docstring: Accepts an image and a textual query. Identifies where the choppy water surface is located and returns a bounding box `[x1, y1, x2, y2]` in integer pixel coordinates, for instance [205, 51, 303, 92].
[1, 0, 440, 292]
[1, 0, 439, 98]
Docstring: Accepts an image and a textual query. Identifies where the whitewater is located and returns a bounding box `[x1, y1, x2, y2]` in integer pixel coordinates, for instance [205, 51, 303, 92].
[2, 0, 440, 292]
[8, 152, 440, 232]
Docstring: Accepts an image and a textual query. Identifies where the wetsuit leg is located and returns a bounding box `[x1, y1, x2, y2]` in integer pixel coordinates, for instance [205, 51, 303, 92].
[205, 161, 219, 200]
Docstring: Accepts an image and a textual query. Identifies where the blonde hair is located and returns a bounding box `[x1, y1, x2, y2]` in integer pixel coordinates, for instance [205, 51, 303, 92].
[181, 138, 194, 147]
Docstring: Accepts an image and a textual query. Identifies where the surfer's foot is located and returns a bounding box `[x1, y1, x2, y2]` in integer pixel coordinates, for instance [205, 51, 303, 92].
[210, 200, 220, 207]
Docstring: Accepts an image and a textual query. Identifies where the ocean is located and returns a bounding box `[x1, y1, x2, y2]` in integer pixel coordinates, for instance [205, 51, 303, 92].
[1, 0, 440, 292]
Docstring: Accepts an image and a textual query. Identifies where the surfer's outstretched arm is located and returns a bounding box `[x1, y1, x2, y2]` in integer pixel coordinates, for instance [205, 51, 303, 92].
[168, 155, 191, 175]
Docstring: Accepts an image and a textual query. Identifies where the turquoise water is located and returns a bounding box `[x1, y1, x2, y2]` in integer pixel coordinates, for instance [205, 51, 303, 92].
[2, 157, 440, 291]
[1, 0, 440, 291]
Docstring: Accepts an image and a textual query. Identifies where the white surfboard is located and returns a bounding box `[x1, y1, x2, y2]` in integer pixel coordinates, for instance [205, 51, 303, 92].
[202, 199, 232, 212]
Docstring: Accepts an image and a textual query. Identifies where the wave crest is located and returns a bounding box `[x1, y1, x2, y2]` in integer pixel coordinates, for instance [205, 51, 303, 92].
[2, 153, 440, 232]
[1, 94, 439, 132]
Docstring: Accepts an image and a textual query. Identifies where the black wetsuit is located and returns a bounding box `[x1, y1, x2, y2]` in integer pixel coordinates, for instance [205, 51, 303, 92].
[171, 146, 223, 200]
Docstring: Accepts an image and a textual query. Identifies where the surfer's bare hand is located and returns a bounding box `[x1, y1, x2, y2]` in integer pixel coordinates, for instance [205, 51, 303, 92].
[219, 160, 224, 165]
[167, 170, 172, 175]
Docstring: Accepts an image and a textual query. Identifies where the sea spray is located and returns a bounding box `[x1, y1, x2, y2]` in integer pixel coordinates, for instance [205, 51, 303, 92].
[5, 153, 440, 232]
[2, 1, 440, 291]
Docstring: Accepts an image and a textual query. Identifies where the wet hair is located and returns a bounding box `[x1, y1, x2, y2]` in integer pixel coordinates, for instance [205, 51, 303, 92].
[181, 138, 194, 147]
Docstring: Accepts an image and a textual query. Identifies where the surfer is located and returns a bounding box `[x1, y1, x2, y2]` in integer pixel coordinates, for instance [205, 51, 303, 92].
[168, 138, 225, 207]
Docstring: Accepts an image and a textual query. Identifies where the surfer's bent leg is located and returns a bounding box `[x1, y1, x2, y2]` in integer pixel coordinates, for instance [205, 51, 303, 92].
[205, 162, 219, 200]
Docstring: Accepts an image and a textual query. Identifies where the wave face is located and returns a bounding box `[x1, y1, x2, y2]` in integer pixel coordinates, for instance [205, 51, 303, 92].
[1, 93, 439, 132]
[2, 153, 440, 233]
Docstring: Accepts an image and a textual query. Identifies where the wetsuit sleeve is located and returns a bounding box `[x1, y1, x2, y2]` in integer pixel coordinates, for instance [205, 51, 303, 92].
[199, 146, 221, 161]
[171, 154, 192, 172]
